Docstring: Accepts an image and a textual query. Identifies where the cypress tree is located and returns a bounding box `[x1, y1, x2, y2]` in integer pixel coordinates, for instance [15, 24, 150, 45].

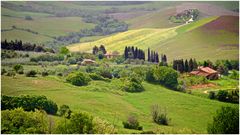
[124, 46, 128, 59]
[148, 48, 150, 61]
[151, 51, 154, 62]
[193, 59, 198, 70]
[163, 55, 167, 63]
[184, 59, 189, 72]
[189, 58, 194, 72]
[156, 53, 159, 63]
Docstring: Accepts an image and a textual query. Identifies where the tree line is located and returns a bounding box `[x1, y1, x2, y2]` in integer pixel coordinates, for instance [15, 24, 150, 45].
[173, 58, 198, 73]
[1, 39, 54, 53]
[124, 46, 145, 60]
[1, 95, 58, 115]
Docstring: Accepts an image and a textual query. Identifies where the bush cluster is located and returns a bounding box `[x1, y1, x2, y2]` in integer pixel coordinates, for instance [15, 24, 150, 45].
[147, 66, 179, 89]
[66, 71, 91, 86]
[122, 115, 142, 130]
[151, 104, 170, 125]
[1, 95, 58, 115]
[121, 73, 144, 92]
[25, 70, 37, 77]
[207, 106, 239, 134]
[209, 89, 239, 103]
[1, 108, 49, 134]
[59, 104, 72, 119]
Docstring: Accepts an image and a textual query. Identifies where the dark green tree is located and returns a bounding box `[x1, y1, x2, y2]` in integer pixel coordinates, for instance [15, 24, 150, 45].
[92, 46, 99, 55]
[184, 59, 189, 72]
[99, 45, 106, 54]
[189, 58, 194, 72]
[207, 106, 239, 134]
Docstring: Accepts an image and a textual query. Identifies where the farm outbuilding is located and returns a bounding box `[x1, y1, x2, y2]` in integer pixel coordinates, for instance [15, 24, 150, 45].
[190, 66, 219, 80]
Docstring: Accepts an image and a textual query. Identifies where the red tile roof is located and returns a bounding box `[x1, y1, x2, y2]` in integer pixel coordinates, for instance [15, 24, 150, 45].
[199, 67, 217, 74]
[190, 67, 218, 77]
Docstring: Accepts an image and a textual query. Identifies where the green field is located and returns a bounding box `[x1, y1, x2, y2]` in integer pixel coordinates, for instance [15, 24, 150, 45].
[1, 74, 237, 133]
[1, 15, 95, 43]
[126, 7, 181, 29]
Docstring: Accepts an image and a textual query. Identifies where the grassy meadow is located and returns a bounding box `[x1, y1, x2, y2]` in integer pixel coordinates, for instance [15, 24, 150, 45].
[1, 73, 237, 133]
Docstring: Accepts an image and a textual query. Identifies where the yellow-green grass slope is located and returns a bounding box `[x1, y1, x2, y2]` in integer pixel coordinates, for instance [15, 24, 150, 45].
[1, 75, 238, 133]
[68, 16, 238, 62]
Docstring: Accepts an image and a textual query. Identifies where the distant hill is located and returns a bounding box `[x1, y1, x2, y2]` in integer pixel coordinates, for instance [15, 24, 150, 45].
[67, 16, 238, 62]
[1, 1, 239, 51]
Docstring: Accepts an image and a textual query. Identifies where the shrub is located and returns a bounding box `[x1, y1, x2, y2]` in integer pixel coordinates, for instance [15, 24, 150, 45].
[151, 104, 170, 125]
[207, 106, 239, 134]
[88, 73, 105, 81]
[97, 67, 112, 79]
[122, 115, 142, 130]
[66, 71, 91, 86]
[67, 57, 77, 64]
[41, 71, 49, 77]
[1, 68, 7, 75]
[146, 68, 156, 82]
[229, 70, 239, 80]
[151, 66, 179, 89]
[1, 108, 49, 134]
[1, 95, 58, 115]
[56, 112, 94, 134]
[59, 105, 72, 119]
[17, 69, 24, 74]
[25, 70, 37, 77]
[57, 72, 63, 76]
[209, 91, 216, 99]
[216, 90, 228, 102]
[85, 66, 97, 73]
[93, 117, 117, 133]
[13, 64, 23, 73]
[121, 73, 144, 92]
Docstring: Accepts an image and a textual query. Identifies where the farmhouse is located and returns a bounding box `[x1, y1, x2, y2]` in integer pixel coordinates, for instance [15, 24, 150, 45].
[190, 66, 219, 80]
[104, 51, 121, 59]
[81, 59, 96, 65]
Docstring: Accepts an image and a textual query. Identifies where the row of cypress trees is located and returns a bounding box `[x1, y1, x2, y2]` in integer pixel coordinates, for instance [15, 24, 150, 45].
[173, 58, 198, 73]
[124, 46, 145, 60]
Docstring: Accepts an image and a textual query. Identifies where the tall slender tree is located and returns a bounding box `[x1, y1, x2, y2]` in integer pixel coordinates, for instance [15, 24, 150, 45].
[148, 48, 150, 62]
[184, 59, 189, 72]
[189, 58, 194, 72]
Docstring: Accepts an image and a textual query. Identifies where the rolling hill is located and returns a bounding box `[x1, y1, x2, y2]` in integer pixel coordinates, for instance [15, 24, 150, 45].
[2, 75, 238, 133]
[67, 16, 239, 62]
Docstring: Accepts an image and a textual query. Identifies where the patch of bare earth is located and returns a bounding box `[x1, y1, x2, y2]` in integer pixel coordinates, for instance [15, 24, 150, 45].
[201, 16, 239, 34]
[189, 83, 216, 89]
